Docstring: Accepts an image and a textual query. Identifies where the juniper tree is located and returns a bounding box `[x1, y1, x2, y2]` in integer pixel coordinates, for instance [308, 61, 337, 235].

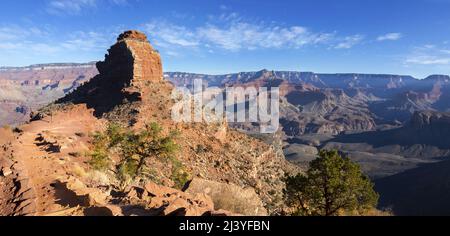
[284, 150, 379, 216]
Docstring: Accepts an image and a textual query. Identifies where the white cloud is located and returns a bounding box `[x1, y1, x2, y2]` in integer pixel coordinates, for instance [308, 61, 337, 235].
[335, 35, 364, 49]
[0, 25, 46, 41]
[47, 0, 97, 15]
[142, 13, 356, 53]
[377, 33, 403, 41]
[60, 31, 111, 51]
[144, 21, 199, 47]
[196, 23, 332, 51]
[405, 45, 450, 65]
[0, 24, 113, 56]
[29, 43, 62, 54]
[46, 0, 132, 15]
[0, 42, 23, 50]
[0, 12, 367, 64]
[109, 0, 130, 5]
[406, 56, 450, 65]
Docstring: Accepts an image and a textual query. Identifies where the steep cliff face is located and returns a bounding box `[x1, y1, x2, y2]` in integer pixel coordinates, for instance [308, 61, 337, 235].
[410, 110, 450, 129]
[282, 88, 376, 136]
[53, 31, 163, 119]
[96, 30, 163, 88]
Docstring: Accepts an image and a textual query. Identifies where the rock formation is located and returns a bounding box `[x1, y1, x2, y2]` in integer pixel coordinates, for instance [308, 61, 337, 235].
[54, 30, 163, 118]
[410, 110, 450, 129]
[0, 30, 295, 216]
[184, 178, 268, 216]
[97, 30, 163, 87]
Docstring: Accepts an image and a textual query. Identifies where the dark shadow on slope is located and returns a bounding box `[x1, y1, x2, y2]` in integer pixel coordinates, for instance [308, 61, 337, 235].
[375, 159, 450, 216]
[51, 181, 90, 208]
[329, 122, 450, 150]
[54, 42, 141, 118]
[286, 91, 327, 106]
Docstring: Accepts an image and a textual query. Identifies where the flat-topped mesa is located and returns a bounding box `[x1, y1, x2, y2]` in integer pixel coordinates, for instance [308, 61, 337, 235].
[96, 30, 163, 88]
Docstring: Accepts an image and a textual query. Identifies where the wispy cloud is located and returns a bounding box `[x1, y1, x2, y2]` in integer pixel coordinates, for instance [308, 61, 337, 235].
[334, 35, 364, 49]
[405, 44, 450, 65]
[377, 33, 403, 41]
[46, 0, 132, 15]
[60, 31, 112, 51]
[219, 5, 229, 11]
[196, 23, 333, 51]
[142, 13, 361, 54]
[0, 24, 115, 57]
[406, 56, 450, 65]
[0, 42, 23, 50]
[144, 21, 199, 48]
[0, 11, 369, 65]
[0, 25, 48, 41]
[47, 0, 97, 15]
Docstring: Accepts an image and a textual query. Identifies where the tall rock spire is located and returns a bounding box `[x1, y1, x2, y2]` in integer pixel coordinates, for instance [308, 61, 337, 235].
[56, 30, 164, 118]
[97, 30, 163, 87]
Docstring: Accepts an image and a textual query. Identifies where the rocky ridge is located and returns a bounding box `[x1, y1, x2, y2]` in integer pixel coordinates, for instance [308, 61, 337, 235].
[0, 30, 294, 216]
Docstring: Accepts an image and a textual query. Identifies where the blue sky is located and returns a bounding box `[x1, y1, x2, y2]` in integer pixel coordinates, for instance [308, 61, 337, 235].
[1, 0, 450, 78]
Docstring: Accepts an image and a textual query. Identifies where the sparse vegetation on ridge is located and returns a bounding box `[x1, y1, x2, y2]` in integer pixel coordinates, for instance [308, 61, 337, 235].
[88, 122, 183, 188]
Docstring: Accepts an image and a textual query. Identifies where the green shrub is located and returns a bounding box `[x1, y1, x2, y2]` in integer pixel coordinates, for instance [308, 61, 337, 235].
[88, 122, 180, 187]
[105, 123, 125, 148]
[284, 150, 379, 216]
[117, 158, 139, 188]
[88, 148, 110, 171]
[170, 156, 191, 189]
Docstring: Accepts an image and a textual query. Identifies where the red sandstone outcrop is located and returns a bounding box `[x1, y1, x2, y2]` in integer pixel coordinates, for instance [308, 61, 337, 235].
[50, 30, 164, 119]
[97, 30, 163, 87]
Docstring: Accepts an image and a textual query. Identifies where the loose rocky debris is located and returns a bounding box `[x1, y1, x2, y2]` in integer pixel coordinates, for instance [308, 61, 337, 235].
[43, 177, 241, 216]
[0, 159, 37, 216]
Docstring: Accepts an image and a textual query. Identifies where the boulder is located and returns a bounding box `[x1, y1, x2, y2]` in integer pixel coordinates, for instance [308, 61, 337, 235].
[1, 166, 12, 177]
[144, 181, 178, 197]
[184, 178, 268, 216]
[123, 181, 217, 216]
[0, 157, 13, 177]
